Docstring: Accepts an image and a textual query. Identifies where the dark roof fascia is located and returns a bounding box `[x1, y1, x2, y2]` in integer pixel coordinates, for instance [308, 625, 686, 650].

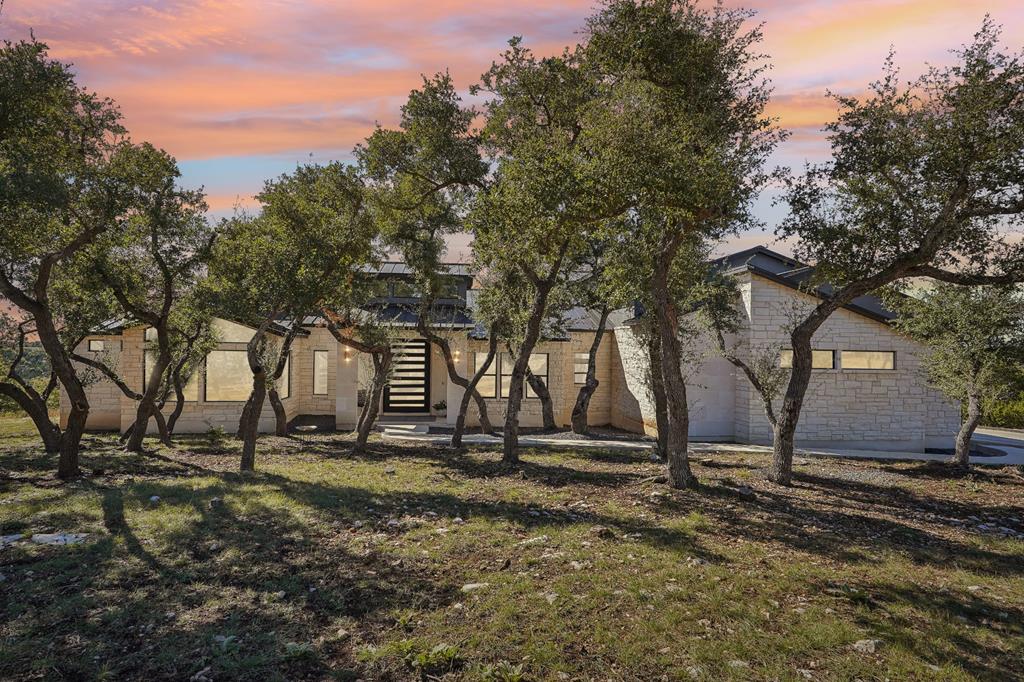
[732, 264, 894, 325]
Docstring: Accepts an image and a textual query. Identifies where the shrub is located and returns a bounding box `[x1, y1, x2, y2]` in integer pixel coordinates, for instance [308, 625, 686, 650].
[982, 396, 1024, 429]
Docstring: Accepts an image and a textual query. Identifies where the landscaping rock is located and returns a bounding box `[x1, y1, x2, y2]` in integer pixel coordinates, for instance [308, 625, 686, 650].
[852, 639, 882, 654]
[728, 660, 750, 669]
[590, 525, 616, 540]
[149, 495, 161, 504]
[30, 533, 89, 546]
[1, 534, 24, 548]
[208, 497, 224, 510]
[516, 534, 549, 546]
[190, 666, 213, 682]
[461, 582, 489, 593]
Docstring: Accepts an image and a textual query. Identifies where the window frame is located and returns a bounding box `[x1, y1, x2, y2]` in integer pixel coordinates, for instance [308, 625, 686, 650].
[573, 352, 590, 385]
[779, 349, 835, 370]
[525, 353, 549, 399]
[203, 349, 251, 403]
[840, 350, 896, 371]
[88, 339, 105, 352]
[313, 349, 329, 396]
[473, 351, 498, 399]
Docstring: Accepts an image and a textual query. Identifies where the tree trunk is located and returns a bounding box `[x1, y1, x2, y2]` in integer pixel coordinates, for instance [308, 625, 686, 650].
[768, 328, 815, 485]
[647, 330, 670, 461]
[418, 318, 494, 435]
[237, 394, 254, 439]
[153, 409, 172, 447]
[165, 371, 187, 436]
[239, 371, 266, 472]
[502, 276, 559, 464]
[526, 368, 557, 431]
[34, 309, 89, 479]
[651, 260, 697, 490]
[571, 307, 610, 435]
[452, 334, 498, 448]
[354, 350, 391, 453]
[269, 389, 288, 436]
[0, 383, 61, 453]
[954, 391, 982, 469]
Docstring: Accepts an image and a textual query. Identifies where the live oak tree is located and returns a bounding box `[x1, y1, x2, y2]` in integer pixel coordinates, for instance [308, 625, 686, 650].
[582, 0, 782, 488]
[357, 74, 499, 446]
[0, 40, 132, 477]
[886, 283, 1024, 469]
[208, 163, 375, 471]
[770, 22, 1024, 485]
[470, 38, 625, 464]
[73, 143, 214, 451]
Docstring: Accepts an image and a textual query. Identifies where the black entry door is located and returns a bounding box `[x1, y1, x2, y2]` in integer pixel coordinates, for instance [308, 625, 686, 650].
[383, 339, 430, 412]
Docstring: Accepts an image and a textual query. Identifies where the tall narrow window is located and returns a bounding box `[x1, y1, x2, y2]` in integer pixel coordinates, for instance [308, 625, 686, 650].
[841, 350, 895, 370]
[573, 352, 589, 384]
[779, 349, 835, 369]
[525, 353, 548, 398]
[474, 352, 497, 398]
[313, 350, 329, 395]
[499, 352, 515, 398]
[205, 350, 250, 402]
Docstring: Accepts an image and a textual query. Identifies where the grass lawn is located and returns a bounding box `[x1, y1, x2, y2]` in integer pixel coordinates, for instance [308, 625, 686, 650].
[2, 419, 1023, 681]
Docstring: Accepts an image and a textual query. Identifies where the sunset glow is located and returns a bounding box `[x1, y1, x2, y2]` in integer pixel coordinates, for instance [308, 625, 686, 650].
[4, 0, 1022, 241]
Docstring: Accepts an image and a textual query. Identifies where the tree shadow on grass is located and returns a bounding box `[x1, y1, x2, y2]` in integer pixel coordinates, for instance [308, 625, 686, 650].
[812, 575, 1024, 680]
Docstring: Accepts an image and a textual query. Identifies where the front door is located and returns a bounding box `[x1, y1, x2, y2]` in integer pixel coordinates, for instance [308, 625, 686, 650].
[383, 339, 430, 412]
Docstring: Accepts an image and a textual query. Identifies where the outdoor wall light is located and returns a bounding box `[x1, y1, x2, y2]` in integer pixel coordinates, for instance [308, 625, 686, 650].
[344, 348, 351, 362]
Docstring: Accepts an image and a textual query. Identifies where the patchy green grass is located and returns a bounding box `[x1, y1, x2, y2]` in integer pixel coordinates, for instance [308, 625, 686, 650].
[1, 418, 1023, 680]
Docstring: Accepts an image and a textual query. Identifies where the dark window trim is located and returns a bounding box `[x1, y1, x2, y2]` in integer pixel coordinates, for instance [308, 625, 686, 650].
[313, 349, 329, 395]
[88, 339, 105, 352]
[474, 351, 498, 399]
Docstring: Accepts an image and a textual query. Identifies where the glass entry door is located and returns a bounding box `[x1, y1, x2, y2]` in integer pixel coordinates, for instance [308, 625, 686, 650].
[383, 339, 430, 412]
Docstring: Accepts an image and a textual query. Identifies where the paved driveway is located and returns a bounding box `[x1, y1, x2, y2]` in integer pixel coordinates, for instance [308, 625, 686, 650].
[382, 425, 1024, 466]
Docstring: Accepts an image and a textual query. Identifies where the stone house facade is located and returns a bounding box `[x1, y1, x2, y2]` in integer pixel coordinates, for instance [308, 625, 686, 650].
[62, 248, 961, 451]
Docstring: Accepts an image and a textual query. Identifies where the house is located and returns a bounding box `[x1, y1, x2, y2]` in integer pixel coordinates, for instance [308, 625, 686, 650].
[61, 247, 961, 451]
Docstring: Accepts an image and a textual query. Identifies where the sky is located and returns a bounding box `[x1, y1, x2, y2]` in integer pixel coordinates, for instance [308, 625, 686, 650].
[3, 0, 1023, 259]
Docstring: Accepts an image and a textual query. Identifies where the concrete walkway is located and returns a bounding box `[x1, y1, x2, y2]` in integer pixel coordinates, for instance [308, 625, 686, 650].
[381, 423, 1024, 467]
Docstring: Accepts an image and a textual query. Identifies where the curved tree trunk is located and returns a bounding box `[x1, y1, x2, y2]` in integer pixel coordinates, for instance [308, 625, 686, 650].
[452, 334, 498, 448]
[354, 350, 391, 453]
[646, 330, 670, 461]
[651, 255, 697, 490]
[239, 372, 266, 471]
[768, 327, 815, 485]
[571, 307, 610, 435]
[954, 390, 982, 469]
[418, 318, 494, 435]
[526, 368, 557, 431]
[165, 371, 187, 436]
[269, 389, 288, 436]
[0, 382, 61, 453]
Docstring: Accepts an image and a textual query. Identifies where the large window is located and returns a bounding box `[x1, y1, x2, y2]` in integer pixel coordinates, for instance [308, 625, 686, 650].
[496, 353, 548, 398]
[525, 353, 548, 398]
[779, 349, 835, 370]
[573, 352, 589, 384]
[313, 350, 329, 395]
[205, 350, 251, 402]
[474, 352, 497, 398]
[144, 351, 199, 401]
[841, 350, 895, 370]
